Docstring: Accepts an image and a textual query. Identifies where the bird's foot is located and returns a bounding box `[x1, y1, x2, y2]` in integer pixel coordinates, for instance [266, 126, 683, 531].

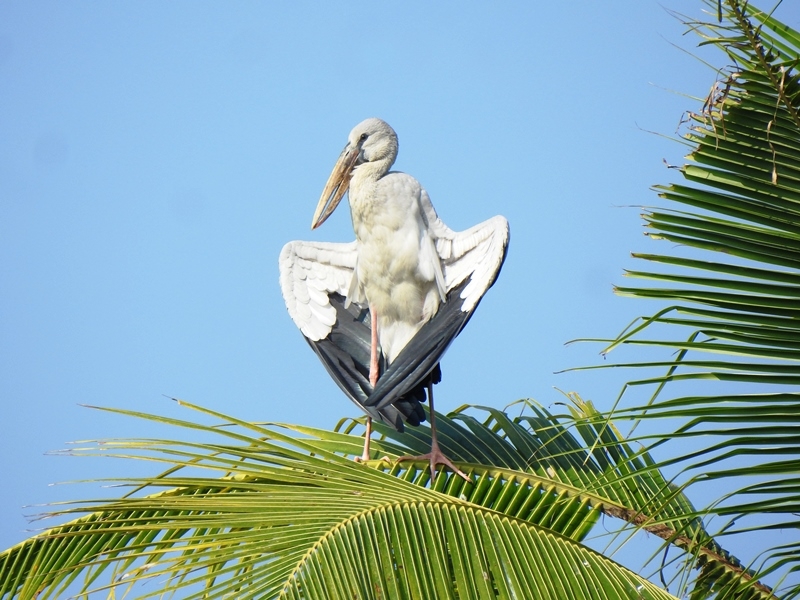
[355, 453, 391, 463]
[396, 449, 471, 483]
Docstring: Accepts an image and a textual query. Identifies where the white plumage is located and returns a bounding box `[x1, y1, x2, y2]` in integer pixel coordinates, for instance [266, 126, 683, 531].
[280, 240, 357, 342]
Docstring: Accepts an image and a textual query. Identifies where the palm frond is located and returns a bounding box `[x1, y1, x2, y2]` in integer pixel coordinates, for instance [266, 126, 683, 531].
[1, 395, 773, 599]
[0, 400, 693, 600]
[587, 1, 800, 597]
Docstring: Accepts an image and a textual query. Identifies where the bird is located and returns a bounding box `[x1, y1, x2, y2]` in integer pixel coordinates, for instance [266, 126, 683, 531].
[279, 118, 508, 480]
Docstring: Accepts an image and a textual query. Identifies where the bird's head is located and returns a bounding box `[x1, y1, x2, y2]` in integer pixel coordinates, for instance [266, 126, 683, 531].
[311, 118, 398, 229]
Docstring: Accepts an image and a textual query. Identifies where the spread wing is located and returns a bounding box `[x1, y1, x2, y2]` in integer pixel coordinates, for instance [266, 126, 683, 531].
[365, 195, 510, 410]
[423, 194, 510, 310]
[279, 240, 357, 342]
[279, 240, 425, 430]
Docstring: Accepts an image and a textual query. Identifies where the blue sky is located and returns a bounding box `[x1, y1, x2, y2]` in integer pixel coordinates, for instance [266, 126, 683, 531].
[2, 0, 798, 583]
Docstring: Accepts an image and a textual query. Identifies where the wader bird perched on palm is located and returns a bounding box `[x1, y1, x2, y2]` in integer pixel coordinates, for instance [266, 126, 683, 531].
[279, 118, 508, 480]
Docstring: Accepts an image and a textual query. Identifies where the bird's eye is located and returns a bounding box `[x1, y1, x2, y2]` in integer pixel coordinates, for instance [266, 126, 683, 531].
[359, 133, 368, 142]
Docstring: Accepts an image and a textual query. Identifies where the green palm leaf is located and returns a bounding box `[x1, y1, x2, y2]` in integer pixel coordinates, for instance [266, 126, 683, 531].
[0, 399, 700, 600]
[577, 1, 800, 597]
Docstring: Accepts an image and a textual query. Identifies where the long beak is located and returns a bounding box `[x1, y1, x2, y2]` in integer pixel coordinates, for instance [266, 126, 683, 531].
[311, 143, 361, 229]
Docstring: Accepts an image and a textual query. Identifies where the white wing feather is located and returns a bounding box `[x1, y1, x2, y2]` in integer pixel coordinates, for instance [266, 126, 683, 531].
[419, 190, 509, 312]
[279, 240, 358, 341]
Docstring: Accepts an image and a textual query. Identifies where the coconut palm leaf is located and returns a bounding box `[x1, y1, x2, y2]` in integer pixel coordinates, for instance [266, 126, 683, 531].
[0, 397, 733, 600]
[0, 395, 772, 599]
[0, 399, 683, 600]
[576, 1, 800, 597]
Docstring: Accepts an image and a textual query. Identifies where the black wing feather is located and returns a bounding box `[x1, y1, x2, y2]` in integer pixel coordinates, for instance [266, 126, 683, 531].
[306, 293, 426, 431]
[365, 280, 473, 410]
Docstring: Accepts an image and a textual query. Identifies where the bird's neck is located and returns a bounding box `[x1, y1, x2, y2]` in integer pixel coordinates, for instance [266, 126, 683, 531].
[349, 157, 392, 198]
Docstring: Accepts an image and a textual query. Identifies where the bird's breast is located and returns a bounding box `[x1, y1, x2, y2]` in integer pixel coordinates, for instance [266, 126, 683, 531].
[349, 174, 425, 287]
[348, 174, 442, 361]
[352, 205, 428, 321]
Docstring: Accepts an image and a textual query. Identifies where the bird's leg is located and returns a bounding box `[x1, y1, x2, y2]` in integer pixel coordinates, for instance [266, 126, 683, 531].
[358, 308, 380, 462]
[360, 416, 373, 462]
[370, 308, 379, 387]
[397, 383, 471, 483]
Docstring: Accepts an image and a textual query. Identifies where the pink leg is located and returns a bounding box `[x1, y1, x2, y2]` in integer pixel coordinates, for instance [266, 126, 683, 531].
[397, 382, 470, 483]
[370, 308, 379, 387]
[360, 416, 372, 462]
[358, 308, 379, 462]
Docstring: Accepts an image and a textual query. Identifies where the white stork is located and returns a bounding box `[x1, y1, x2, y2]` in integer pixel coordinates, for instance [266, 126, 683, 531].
[279, 118, 508, 480]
